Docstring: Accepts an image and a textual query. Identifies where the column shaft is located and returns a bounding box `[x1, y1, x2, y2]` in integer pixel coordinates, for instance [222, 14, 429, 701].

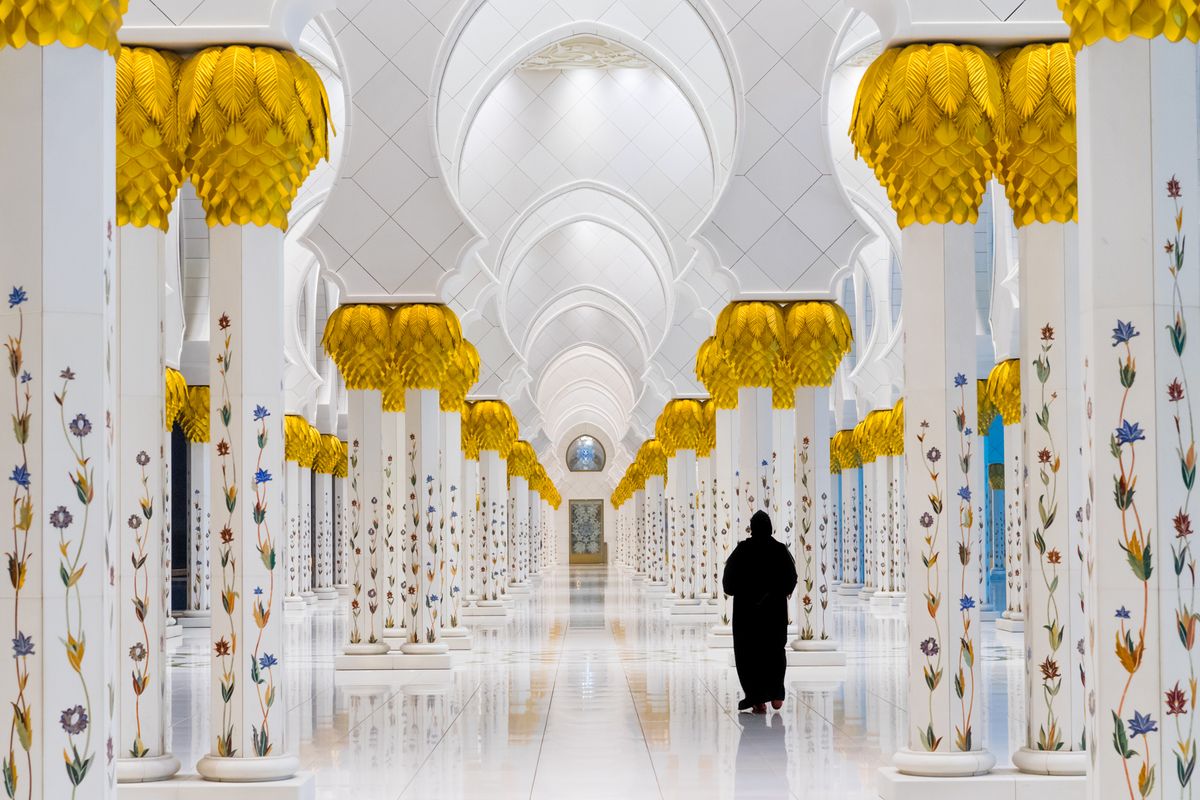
[401, 389, 446, 653]
[343, 390, 387, 655]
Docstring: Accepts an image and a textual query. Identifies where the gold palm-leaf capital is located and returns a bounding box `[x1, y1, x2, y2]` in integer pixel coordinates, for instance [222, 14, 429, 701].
[117, 46, 184, 231]
[322, 304, 393, 391]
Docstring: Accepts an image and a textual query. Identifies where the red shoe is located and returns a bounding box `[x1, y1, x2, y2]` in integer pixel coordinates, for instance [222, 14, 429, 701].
[771, 699, 783, 710]
[752, 704, 767, 714]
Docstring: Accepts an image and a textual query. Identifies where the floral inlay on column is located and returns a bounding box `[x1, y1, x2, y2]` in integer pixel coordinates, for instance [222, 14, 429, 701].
[952, 374, 977, 751]
[127, 450, 154, 758]
[213, 314, 238, 757]
[247, 405, 276, 756]
[915, 418, 944, 752]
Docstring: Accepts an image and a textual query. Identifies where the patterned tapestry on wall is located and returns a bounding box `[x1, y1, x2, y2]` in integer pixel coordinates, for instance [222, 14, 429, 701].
[570, 500, 603, 556]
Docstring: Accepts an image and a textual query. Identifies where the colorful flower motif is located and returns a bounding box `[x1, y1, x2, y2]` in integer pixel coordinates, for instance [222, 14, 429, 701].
[1116, 606, 1131, 620]
[1039, 657, 1061, 680]
[1169, 379, 1186, 402]
[1127, 711, 1158, 737]
[1041, 324, 1054, 341]
[1038, 449, 1052, 464]
[1169, 176, 1182, 198]
[1166, 684, 1188, 716]
[60, 705, 88, 735]
[216, 440, 230, 457]
[252, 405, 270, 421]
[49, 506, 73, 529]
[258, 653, 278, 669]
[926, 447, 941, 463]
[214, 638, 231, 657]
[1111, 320, 1139, 346]
[919, 512, 934, 528]
[7, 287, 26, 307]
[953, 373, 967, 387]
[919, 637, 939, 657]
[128, 643, 146, 662]
[959, 595, 975, 611]
[957, 486, 971, 502]
[1045, 549, 1062, 565]
[219, 526, 233, 544]
[1115, 419, 1146, 446]
[59, 367, 75, 381]
[254, 468, 272, 485]
[253, 586, 263, 596]
[68, 413, 92, 438]
[135, 450, 150, 466]
[1175, 512, 1194, 538]
[18, 371, 30, 384]
[9, 464, 29, 489]
[11, 632, 34, 658]
[218, 313, 231, 330]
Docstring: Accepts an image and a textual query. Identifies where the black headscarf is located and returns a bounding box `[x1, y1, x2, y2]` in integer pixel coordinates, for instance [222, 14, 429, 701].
[750, 510, 773, 537]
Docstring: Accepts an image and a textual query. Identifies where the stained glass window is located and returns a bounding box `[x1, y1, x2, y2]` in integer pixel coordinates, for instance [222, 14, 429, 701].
[566, 435, 605, 472]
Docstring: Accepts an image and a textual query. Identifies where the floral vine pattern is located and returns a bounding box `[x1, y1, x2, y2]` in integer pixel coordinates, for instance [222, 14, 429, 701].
[916, 417, 944, 752]
[213, 313, 238, 757]
[447, 481, 460, 627]
[952, 374, 977, 752]
[347, 439, 363, 643]
[57, 366, 97, 796]
[4, 288, 32, 800]
[189, 487, 209, 612]
[798, 437, 819, 640]
[248, 405, 277, 758]
[1110, 317, 1155, 799]
[127, 450, 154, 758]
[383, 454, 396, 631]
[406, 434, 420, 637]
[1031, 324, 1065, 751]
[1165, 176, 1197, 796]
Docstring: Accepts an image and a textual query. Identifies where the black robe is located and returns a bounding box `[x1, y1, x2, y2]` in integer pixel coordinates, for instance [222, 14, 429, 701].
[721, 532, 798, 710]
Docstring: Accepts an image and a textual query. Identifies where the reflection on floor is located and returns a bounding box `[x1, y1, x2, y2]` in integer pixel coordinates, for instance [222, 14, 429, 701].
[167, 567, 1025, 799]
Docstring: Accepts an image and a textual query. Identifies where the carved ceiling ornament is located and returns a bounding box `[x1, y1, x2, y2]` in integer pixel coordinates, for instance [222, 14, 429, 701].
[518, 35, 650, 71]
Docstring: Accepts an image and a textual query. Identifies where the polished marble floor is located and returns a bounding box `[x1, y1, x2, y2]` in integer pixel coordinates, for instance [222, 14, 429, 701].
[167, 568, 1027, 799]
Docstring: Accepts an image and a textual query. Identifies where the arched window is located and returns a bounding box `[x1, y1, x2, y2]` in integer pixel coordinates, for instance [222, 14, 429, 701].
[566, 435, 606, 472]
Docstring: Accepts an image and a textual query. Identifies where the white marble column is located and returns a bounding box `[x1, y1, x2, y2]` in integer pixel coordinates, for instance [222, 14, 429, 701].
[199, 223, 296, 780]
[662, 448, 680, 599]
[298, 458, 315, 605]
[380, 409, 403, 642]
[1074, 28, 1200, 797]
[674, 448, 699, 603]
[283, 454, 303, 612]
[633, 487, 647, 579]
[695, 441, 713, 601]
[736, 387, 774, 540]
[313, 438, 338, 600]
[400, 388, 449, 663]
[991, 361, 1025, 631]
[645, 473, 666, 587]
[709, 404, 737, 641]
[441, 406, 469, 645]
[508, 475, 529, 590]
[792, 387, 841, 662]
[116, 225, 180, 781]
[858, 421, 878, 600]
[339, 390, 388, 659]
[896, 222, 992, 775]
[0, 36, 122, 777]
[182, 436, 211, 623]
[479, 449, 509, 603]
[836, 432, 862, 594]
[461, 437, 480, 608]
[333, 462, 349, 595]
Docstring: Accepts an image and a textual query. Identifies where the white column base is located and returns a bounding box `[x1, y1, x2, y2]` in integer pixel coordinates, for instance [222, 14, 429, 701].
[858, 586, 877, 600]
[300, 591, 318, 605]
[195, 755, 301, 783]
[837, 583, 863, 595]
[785, 648, 846, 668]
[669, 601, 716, 617]
[342, 642, 389, 657]
[872, 591, 905, 605]
[507, 582, 531, 594]
[283, 597, 307, 612]
[995, 617, 1025, 633]
[878, 766, 1082, 800]
[1010, 748, 1087, 776]
[707, 629, 734, 649]
[117, 754, 182, 783]
[892, 748, 996, 778]
[175, 611, 211, 628]
[314, 588, 339, 601]
[442, 629, 473, 650]
[165, 624, 184, 641]
[644, 582, 669, 593]
[118, 773, 313, 800]
[462, 603, 508, 618]
[333, 652, 452, 670]
[335, 584, 351, 597]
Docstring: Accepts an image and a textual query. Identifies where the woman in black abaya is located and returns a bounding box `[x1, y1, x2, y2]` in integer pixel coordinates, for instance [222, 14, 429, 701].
[721, 510, 798, 713]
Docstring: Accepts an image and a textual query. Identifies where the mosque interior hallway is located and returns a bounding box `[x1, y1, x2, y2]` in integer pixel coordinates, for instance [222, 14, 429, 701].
[167, 568, 1022, 800]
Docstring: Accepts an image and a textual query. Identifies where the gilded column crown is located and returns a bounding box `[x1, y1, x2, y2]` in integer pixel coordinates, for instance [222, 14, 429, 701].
[832, 429, 860, 470]
[507, 440, 537, 479]
[0, 0, 126, 53]
[885, 399, 906, 457]
[660, 399, 704, 454]
[987, 358, 1022, 426]
[178, 45, 331, 230]
[772, 356, 797, 410]
[322, 304, 393, 391]
[697, 399, 716, 458]
[1058, 0, 1200, 49]
[637, 439, 668, 477]
[283, 414, 311, 464]
[850, 43, 1005, 227]
[715, 301, 787, 388]
[695, 336, 737, 409]
[334, 442, 349, 478]
[783, 301, 854, 387]
[470, 399, 518, 457]
[461, 402, 481, 460]
[978, 378, 998, 433]
[853, 418, 876, 464]
[998, 43, 1077, 226]
[314, 433, 342, 474]
[439, 339, 480, 412]
[389, 304, 463, 392]
[116, 47, 183, 231]
[829, 436, 842, 474]
[180, 384, 210, 444]
[164, 367, 188, 432]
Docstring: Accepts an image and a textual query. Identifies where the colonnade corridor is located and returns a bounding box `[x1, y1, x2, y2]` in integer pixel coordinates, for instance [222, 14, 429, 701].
[164, 567, 1023, 800]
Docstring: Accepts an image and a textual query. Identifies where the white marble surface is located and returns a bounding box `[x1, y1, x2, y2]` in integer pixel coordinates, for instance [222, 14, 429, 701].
[166, 567, 1026, 799]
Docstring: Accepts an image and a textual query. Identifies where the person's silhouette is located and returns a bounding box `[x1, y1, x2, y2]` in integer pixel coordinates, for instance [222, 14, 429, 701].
[721, 510, 797, 712]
